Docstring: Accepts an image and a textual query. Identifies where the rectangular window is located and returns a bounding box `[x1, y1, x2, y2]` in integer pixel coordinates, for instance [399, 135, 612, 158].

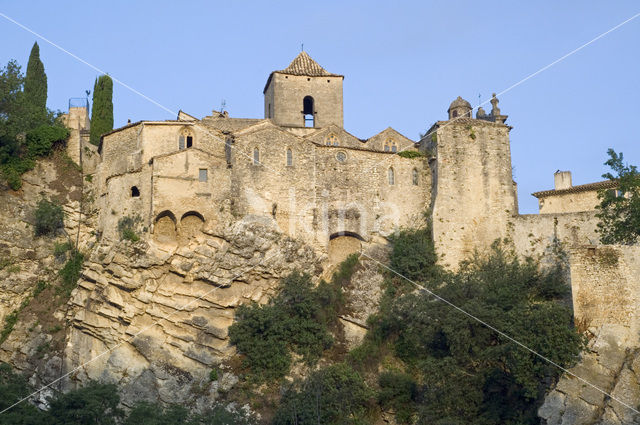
[186, 136, 193, 148]
[179, 136, 185, 150]
[199, 169, 208, 182]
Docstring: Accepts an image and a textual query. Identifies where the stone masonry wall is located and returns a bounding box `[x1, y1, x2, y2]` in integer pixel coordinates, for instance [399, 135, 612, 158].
[429, 118, 517, 268]
[538, 189, 602, 214]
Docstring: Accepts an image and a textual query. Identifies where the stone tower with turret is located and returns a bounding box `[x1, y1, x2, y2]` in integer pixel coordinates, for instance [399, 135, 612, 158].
[263, 52, 344, 129]
[424, 94, 517, 268]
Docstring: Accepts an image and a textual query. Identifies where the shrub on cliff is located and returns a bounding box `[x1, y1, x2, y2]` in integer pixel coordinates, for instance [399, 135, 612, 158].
[273, 363, 373, 425]
[370, 243, 583, 425]
[596, 149, 640, 244]
[229, 256, 356, 383]
[34, 198, 64, 236]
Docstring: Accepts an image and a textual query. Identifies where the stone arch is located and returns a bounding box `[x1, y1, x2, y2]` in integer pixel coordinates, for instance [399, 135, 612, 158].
[178, 126, 195, 150]
[154, 210, 177, 243]
[180, 211, 205, 239]
[328, 231, 364, 264]
[303, 95, 314, 127]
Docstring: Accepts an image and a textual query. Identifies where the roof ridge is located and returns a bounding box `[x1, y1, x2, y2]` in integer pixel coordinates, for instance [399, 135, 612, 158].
[277, 52, 340, 77]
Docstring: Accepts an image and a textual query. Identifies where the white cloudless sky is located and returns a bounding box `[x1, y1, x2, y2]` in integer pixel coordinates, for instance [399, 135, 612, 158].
[1, 1, 639, 213]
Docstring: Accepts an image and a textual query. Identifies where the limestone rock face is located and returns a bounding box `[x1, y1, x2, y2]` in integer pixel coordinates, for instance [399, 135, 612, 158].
[539, 325, 640, 425]
[62, 216, 320, 407]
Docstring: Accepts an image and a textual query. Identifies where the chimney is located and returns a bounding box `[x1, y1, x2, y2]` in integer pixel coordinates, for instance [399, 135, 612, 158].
[554, 171, 572, 190]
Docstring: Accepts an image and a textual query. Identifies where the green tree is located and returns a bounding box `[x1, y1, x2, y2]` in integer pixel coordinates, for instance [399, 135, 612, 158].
[24, 42, 47, 123]
[47, 382, 123, 425]
[596, 149, 640, 244]
[125, 402, 189, 425]
[0, 362, 47, 424]
[374, 244, 583, 425]
[90, 75, 113, 146]
[34, 198, 64, 236]
[273, 363, 373, 425]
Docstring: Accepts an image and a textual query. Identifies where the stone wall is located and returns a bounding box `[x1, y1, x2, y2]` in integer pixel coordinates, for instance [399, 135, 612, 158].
[265, 73, 344, 128]
[427, 118, 517, 268]
[538, 189, 602, 214]
[569, 245, 640, 344]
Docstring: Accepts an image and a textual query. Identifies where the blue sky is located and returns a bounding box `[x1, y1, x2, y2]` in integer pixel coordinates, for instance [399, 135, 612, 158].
[1, 1, 639, 213]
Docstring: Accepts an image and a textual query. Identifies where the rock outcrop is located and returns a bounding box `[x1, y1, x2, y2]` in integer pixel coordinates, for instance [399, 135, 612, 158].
[540, 325, 640, 425]
[61, 216, 320, 407]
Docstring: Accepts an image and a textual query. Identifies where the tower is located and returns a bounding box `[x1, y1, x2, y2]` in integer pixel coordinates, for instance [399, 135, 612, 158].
[263, 52, 344, 128]
[426, 95, 517, 268]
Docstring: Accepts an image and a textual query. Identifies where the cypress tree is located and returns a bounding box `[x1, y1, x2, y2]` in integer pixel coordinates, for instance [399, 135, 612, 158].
[89, 75, 114, 146]
[24, 42, 47, 122]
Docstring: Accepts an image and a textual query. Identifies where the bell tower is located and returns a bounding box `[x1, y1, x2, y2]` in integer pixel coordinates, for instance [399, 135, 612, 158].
[263, 52, 344, 129]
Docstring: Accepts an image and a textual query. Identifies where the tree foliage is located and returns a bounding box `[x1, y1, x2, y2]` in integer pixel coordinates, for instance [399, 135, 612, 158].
[0, 54, 68, 190]
[596, 149, 640, 244]
[24, 42, 47, 122]
[228, 268, 345, 382]
[34, 198, 64, 236]
[372, 243, 583, 425]
[273, 363, 373, 425]
[90, 75, 113, 146]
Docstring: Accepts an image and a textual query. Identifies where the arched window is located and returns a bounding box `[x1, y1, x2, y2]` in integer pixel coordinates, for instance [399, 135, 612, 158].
[286, 149, 293, 166]
[384, 139, 397, 152]
[412, 168, 419, 185]
[303, 96, 314, 127]
[131, 186, 140, 197]
[253, 148, 260, 165]
[179, 127, 194, 150]
[325, 134, 338, 146]
[452, 110, 458, 118]
[388, 167, 395, 185]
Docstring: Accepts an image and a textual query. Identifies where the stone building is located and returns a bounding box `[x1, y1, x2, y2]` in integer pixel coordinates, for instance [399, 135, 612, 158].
[66, 52, 607, 267]
[533, 170, 616, 214]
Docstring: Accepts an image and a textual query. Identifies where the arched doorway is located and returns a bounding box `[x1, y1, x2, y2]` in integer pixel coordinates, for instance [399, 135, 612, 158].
[154, 210, 177, 243]
[180, 211, 205, 240]
[328, 231, 364, 265]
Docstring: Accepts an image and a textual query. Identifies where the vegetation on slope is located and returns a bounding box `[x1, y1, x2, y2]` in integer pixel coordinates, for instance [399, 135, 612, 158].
[0, 51, 69, 190]
[597, 148, 640, 244]
[89, 75, 113, 146]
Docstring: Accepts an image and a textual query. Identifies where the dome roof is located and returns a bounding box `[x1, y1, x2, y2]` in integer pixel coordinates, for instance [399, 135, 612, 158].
[448, 96, 472, 111]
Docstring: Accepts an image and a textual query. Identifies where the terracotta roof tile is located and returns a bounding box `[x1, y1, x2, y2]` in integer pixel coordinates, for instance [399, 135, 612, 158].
[277, 52, 341, 77]
[532, 180, 617, 198]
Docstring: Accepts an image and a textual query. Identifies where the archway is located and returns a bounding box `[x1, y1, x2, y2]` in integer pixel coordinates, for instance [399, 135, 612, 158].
[328, 231, 364, 265]
[154, 210, 177, 243]
[180, 211, 205, 240]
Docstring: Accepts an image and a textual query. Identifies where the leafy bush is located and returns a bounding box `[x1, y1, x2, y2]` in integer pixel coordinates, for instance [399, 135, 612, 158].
[125, 402, 189, 425]
[48, 381, 123, 425]
[25, 125, 69, 158]
[378, 371, 418, 424]
[0, 362, 47, 423]
[374, 244, 583, 424]
[58, 251, 84, 296]
[596, 149, 640, 244]
[0, 311, 19, 344]
[388, 222, 439, 283]
[118, 215, 141, 242]
[273, 363, 373, 425]
[34, 198, 64, 236]
[397, 150, 424, 159]
[229, 259, 355, 382]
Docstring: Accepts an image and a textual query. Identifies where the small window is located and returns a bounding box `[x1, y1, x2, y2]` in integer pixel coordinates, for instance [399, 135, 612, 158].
[452, 110, 458, 118]
[179, 127, 194, 150]
[325, 134, 338, 146]
[268, 103, 272, 119]
[391, 145, 397, 153]
[286, 149, 293, 166]
[131, 186, 140, 197]
[412, 168, 419, 185]
[388, 167, 395, 185]
[336, 151, 347, 162]
[199, 169, 208, 182]
[384, 145, 390, 152]
[178, 135, 185, 150]
[303, 96, 314, 127]
[186, 136, 193, 148]
[253, 148, 260, 165]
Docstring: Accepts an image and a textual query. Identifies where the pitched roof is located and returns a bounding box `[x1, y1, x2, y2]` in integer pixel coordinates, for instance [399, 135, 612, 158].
[532, 180, 617, 198]
[277, 52, 341, 77]
[264, 52, 343, 93]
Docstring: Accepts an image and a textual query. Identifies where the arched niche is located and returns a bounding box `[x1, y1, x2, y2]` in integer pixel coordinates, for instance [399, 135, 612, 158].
[180, 211, 205, 239]
[328, 231, 364, 265]
[154, 210, 177, 243]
